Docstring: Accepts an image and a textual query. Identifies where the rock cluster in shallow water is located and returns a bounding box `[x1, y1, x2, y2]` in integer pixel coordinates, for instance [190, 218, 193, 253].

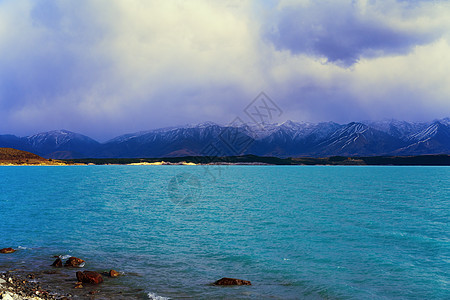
[1, 247, 253, 299]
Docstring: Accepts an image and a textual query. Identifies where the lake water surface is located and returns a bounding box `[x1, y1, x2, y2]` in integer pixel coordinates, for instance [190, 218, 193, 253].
[0, 166, 449, 299]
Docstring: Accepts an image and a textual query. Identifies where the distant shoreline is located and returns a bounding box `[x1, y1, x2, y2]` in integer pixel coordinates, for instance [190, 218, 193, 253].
[1, 148, 449, 166]
[64, 154, 450, 166]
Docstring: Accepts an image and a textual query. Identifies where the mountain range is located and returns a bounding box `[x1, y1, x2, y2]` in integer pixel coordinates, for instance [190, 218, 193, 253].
[1, 118, 449, 158]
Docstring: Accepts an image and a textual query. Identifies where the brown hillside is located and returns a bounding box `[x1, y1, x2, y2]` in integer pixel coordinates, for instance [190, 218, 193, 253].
[0, 148, 67, 165]
[0, 148, 45, 160]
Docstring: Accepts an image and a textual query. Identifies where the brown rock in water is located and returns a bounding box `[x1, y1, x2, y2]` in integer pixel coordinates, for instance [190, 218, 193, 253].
[76, 271, 103, 285]
[64, 257, 85, 267]
[109, 270, 120, 277]
[51, 258, 63, 267]
[214, 277, 252, 286]
[0, 248, 16, 254]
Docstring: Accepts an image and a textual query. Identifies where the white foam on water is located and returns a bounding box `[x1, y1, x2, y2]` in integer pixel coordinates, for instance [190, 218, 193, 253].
[60, 255, 71, 260]
[147, 291, 170, 300]
[17, 246, 28, 250]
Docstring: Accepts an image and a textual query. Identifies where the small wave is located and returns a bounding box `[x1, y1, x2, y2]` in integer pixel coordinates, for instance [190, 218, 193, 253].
[17, 246, 28, 250]
[148, 291, 170, 300]
[59, 255, 71, 260]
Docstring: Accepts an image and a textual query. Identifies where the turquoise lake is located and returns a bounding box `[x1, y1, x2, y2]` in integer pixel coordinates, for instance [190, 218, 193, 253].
[0, 166, 449, 299]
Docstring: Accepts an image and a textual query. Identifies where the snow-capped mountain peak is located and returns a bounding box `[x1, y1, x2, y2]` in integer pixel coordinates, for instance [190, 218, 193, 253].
[24, 130, 100, 157]
[27, 130, 81, 146]
[1, 118, 448, 158]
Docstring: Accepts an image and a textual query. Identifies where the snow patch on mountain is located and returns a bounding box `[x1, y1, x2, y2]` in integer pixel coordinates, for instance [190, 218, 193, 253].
[27, 130, 96, 146]
[408, 122, 441, 142]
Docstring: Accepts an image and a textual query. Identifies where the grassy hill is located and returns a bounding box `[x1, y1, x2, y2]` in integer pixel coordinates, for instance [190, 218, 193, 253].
[0, 148, 68, 165]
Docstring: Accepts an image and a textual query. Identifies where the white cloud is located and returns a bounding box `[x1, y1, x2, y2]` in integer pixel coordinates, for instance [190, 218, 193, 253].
[0, 0, 449, 139]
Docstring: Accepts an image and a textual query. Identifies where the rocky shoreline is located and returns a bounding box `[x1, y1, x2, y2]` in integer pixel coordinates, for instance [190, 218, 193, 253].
[0, 267, 116, 300]
[0, 272, 61, 300]
[1, 248, 252, 299]
[0, 267, 134, 300]
[0, 249, 125, 300]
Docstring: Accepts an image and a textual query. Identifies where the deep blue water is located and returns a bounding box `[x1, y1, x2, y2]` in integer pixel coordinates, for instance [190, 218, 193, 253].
[0, 166, 449, 299]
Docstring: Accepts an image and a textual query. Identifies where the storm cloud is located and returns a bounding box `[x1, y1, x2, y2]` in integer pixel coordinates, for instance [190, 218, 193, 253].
[266, 0, 446, 65]
[0, 0, 449, 140]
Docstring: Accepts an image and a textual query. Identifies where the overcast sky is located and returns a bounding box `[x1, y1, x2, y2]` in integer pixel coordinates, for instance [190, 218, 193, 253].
[1, 0, 449, 140]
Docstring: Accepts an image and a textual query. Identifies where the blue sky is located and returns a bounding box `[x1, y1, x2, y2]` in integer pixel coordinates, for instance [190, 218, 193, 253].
[0, 0, 449, 140]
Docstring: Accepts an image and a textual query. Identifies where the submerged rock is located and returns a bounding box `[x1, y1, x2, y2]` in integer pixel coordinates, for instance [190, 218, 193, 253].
[76, 271, 103, 285]
[109, 270, 120, 278]
[64, 257, 85, 267]
[101, 269, 121, 277]
[214, 277, 252, 286]
[0, 248, 15, 254]
[51, 258, 63, 268]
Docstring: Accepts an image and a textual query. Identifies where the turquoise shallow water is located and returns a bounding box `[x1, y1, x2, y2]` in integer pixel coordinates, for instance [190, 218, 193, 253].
[0, 166, 449, 299]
